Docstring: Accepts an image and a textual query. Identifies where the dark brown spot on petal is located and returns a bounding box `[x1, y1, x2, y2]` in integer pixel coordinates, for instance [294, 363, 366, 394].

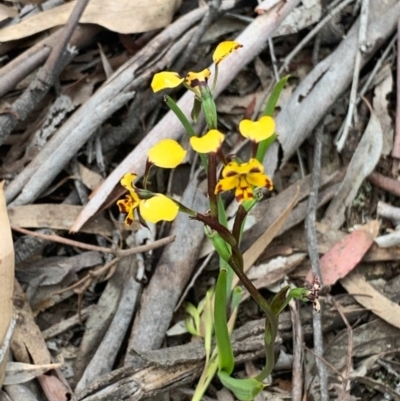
[236, 193, 244, 201]
[225, 171, 238, 177]
[249, 167, 261, 173]
[117, 202, 129, 213]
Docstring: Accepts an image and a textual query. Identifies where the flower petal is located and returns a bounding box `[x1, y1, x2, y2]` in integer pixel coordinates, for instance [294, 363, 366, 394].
[139, 195, 179, 223]
[215, 175, 239, 194]
[213, 41, 243, 65]
[190, 129, 225, 153]
[239, 116, 275, 143]
[151, 71, 184, 93]
[148, 139, 187, 168]
[235, 178, 254, 202]
[120, 173, 138, 195]
[247, 172, 273, 190]
[246, 159, 273, 190]
[185, 68, 211, 92]
[117, 194, 139, 226]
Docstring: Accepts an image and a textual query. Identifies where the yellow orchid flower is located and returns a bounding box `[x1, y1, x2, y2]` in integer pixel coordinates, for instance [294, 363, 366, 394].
[239, 116, 275, 143]
[150, 42, 242, 93]
[120, 172, 138, 195]
[185, 68, 211, 96]
[213, 41, 243, 65]
[117, 173, 179, 225]
[151, 71, 184, 93]
[150, 69, 211, 95]
[190, 129, 225, 153]
[117, 193, 140, 226]
[215, 158, 273, 202]
[139, 194, 179, 223]
[148, 139, 187, 168]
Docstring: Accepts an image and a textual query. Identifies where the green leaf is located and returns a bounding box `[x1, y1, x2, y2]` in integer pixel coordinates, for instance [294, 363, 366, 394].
[191, 98, 202, 123]
[165, 95, 207, 170]
[185, 302, 200, 336]
[203, 288, 214, 362]
[214, 269, 234, 375]
[230, 287, 242, 312]
[270, 285, 290, 316]
[263, 75, 289, 117]
[256, 132, 277, 162]
[200, 86, 218, 129]
[218, 371, 265, 401]
[256, 75, 289, 162]
[165, 95, 196, 137]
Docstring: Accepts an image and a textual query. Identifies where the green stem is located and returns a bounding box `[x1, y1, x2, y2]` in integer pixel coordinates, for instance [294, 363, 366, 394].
[208, 153, 218, 220]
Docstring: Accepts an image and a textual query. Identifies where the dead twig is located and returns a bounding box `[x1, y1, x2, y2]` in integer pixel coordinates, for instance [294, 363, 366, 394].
[173, 0, 222, 72]
[289, 300, 303, 401]
[0, 25, 100, 99]
[305, 126, 329, 401]
[392, 20, 400, 161]
[335, 0, 370, 151]
[281, 0, 355, 72]
[11, 226, 175, 257]
[0, 0, 91, 147]
[368, 171, 400, 197]
[42, 305, 96, 340]
[36, 0, 91, 88]
[330, 297, 354, 398]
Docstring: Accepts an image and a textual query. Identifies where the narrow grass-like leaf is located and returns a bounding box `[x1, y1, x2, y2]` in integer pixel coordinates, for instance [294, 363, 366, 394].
[214, 269, 234, 374]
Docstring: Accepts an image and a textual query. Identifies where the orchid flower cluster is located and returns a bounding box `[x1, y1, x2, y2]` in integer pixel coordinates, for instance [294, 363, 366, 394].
[117, 41, 315, 401]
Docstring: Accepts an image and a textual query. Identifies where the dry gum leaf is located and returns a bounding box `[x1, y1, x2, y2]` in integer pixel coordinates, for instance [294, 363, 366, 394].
[324, 110, 383, 230]
[0, 4, 17, 22]
[341, 272, 400, 330]
[8, 204, 113, 236]
[4, 362, 61, 385]
[306, 220, 379, 286]
[0, 0, 182, 42]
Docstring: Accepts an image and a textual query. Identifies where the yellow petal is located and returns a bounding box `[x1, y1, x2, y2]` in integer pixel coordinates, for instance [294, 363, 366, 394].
[117, 194, 139, 226]
[120, 173, 138, 194]
[151, 71, 184, 93]
[239, 116, 275, 142]
[213, 41, 243, 65]
[215, 175, 239, 194]
[235, 182, 254, 203]
[190, 129, 225, 153]
[247, 172, 273, 190]
[221, 160, 246, 177]
[185, 68, 211, 91]
[148, 139, 187, 168]
[139, 195, 179, 223]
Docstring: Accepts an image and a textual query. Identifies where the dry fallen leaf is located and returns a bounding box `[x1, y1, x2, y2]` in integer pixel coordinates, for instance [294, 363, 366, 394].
[78, 163, 104, 191]
[237, 185, 300, 287]
[0, 4, 17, 22]
[4, 362, 61, 385]
[373, 64, 393, 155]
[341, 272, 400, 330]
[0, 181, 15, 386]
[306, 220, 379, 285]
[324, 110, 383, 229]
[11, 282, 72, 400]
[8, 204, 113, 236]
[0, 0, 182, 42]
